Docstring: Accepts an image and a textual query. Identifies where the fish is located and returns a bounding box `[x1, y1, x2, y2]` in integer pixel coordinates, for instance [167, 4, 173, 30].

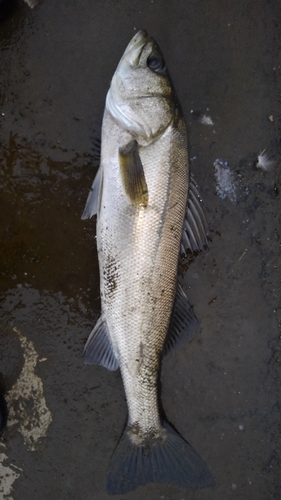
[82, 30, 213, 495]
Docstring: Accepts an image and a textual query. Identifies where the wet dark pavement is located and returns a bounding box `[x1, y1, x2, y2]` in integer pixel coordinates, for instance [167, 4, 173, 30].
[0, 1, 280, 499]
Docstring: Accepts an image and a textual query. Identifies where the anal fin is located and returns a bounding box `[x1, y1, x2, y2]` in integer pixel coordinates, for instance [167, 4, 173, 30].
[84, 316, 119, 371]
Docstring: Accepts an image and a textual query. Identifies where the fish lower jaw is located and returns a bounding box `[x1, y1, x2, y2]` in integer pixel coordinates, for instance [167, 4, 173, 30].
[127, 423, 167, 447]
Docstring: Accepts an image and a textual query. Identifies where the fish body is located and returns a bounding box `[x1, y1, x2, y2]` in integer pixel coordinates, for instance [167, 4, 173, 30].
[82, 30, 213, 494]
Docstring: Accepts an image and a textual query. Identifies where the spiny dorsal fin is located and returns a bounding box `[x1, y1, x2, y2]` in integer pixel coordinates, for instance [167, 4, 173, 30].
[163, 284, 199, 355]
[84, 315, 119, 371]
[181, 176, 211, 254]
[119, 140, 148, 207]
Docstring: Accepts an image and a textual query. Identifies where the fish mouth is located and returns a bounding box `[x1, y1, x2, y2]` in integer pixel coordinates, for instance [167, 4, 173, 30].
[125, 30, 149, 52]
[123, 30, 154, 66]
[130, 30, 149, 44]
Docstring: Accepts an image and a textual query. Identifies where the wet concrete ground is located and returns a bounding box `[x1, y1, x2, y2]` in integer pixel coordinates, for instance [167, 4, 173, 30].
[0, 0, 280, 499]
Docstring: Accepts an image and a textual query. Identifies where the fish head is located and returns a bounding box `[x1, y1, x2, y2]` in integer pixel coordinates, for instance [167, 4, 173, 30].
[106, 30, 180, 142]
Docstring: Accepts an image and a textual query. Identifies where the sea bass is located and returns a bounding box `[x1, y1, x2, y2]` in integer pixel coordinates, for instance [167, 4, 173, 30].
[82, 30, 213, 494]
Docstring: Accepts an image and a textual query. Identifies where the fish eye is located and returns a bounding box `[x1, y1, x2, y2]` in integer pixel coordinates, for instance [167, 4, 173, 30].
[147, 54, 166, 74]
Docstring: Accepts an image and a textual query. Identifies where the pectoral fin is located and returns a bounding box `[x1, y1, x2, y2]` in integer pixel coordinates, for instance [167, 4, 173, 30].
[119, 140, 148, 206]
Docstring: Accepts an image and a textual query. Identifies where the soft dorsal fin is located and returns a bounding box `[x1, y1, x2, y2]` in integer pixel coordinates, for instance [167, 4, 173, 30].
[81, 166, 103, 220]
[84, 315, 119, 371]
[119, 140, 148, 207]
[163, 284, 199, 355]
[181, 176, 211, 255]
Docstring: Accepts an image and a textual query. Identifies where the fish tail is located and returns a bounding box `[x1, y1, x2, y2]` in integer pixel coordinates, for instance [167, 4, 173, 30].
[107, 423, 214, 495]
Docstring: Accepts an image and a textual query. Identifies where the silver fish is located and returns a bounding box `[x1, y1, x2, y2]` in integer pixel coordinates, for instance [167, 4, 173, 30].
[82, 30, 213, 494]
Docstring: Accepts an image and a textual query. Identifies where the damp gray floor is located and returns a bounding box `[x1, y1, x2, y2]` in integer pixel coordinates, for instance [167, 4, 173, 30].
[0, 1, 280, 499]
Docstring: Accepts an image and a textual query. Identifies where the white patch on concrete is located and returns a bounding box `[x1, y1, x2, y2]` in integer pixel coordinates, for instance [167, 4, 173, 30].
[23, 0, 39, 8]
[214, 159, 237, 203]
[200, 114, 214, 125]
[0, 443, 20, 500]
[6, 327, 53, 451]
[256, 152, 275, 171]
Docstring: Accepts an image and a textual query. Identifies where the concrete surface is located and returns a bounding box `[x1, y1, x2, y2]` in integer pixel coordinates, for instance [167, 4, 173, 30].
[0, 0, 280, 499]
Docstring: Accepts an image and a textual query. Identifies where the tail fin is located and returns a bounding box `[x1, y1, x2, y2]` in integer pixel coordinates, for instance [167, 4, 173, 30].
[107, 423, 214, 495]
